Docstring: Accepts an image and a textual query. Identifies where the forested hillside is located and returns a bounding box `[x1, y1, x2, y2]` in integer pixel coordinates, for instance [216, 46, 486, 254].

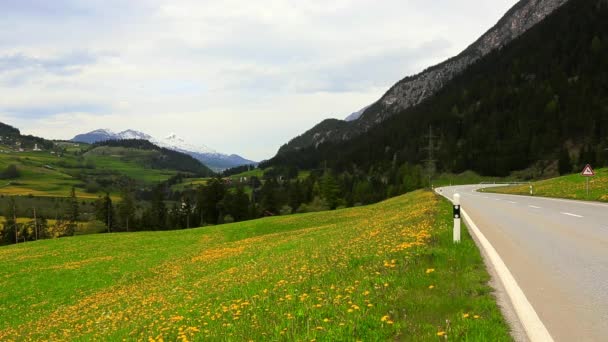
[0, 122, 54, 150]
[90, 139, 214, 176]
[266, 0, 608, 177]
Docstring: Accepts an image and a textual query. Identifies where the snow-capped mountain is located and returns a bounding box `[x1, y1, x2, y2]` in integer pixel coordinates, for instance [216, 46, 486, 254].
[117, 129, 153, 141]
[156, 133, 216, 155]
[71, 129, 256, 172]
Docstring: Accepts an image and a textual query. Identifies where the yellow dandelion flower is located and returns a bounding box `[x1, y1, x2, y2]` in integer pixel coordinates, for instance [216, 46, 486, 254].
[474, 315, 480, 319]
[437, 331, 446, 336]
[426, 268, 435, 274]
[462, 313, 470, 318]
[428, 285, 435, 289]
[381, 315, 390, 322]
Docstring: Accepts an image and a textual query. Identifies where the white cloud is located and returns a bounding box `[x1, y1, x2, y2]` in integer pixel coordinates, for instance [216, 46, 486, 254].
[0, 0, 519, 161]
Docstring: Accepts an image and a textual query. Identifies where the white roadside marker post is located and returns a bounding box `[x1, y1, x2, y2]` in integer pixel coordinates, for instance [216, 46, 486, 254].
[453, 193, 461, 243]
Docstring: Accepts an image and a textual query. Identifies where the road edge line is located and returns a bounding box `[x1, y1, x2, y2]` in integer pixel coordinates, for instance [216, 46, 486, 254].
[461, 208, 554, 342]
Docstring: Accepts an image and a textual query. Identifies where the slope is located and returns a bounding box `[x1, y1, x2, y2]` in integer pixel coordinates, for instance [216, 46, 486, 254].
[72, 129, 257, 172]
[0, 191, 510, 341]
[89, 139, 214, 176]
[487, 167, 608, 202]
[266, 0, 608, 177]
[0, 133, 213, 198]
[277, 0, 569, 155]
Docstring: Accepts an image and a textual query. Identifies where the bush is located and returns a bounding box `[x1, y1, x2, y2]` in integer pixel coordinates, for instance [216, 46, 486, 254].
[1, 165, 20, 179]
[223, 215, 235, 224]
[85, 181, 101, 193]
[279, 205, 293, 215]
[75, 220, 107, 235]
[296, 197, 329, 214]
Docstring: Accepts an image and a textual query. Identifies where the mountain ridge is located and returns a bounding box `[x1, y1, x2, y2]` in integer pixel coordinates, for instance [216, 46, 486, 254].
[72, 129, 256, 172]
[277, 0, 569, 155]
[264, 0, 608, 177]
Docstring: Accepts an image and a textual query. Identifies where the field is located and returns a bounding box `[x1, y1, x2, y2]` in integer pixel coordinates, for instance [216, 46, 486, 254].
[0, 191, 509, 341]
[486, 167, 608, 202]
[0, 148, 180, 199]
[171, 178, 210, 191]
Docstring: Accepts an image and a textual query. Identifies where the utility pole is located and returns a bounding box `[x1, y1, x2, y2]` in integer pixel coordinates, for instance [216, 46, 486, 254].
[422, 125, 438, 189]
[33, 207, 38, 241]
[13, 201, 18, 244]
[107, 196, 111, 233]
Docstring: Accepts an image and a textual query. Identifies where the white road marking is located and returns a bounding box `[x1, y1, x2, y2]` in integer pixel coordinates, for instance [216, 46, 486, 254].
[561, 212, 583, 218]
[508, 201, 518, 204]
[528, 205, 541, 209]
[460, 207, 554, 342]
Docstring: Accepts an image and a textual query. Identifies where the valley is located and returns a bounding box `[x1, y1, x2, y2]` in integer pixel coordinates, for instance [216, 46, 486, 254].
[1, 0, 607, 340]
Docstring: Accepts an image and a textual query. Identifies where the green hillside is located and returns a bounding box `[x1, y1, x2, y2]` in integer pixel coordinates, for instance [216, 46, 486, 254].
[0, 134, 214, 199]
[0, 191, 509, 341]
[487, 167, 608, 202]
[0, 148, 177, 198]
[266, 0, 608, 177]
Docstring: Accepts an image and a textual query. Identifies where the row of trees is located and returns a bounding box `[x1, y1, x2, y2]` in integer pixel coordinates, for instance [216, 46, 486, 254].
[1, 160, 426, 245]
[0, 188, 79, 244]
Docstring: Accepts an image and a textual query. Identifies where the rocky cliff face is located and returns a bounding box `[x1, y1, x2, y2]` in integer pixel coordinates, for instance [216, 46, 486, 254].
[278, 0, 569, 155]
[370, 0, 569, 124]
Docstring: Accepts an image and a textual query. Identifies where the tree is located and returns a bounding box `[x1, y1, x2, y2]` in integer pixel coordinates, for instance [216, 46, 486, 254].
[149, 185, 167, 230]
[95, 193, 115, 232]
[558, 148, 572, 175]
[287, 181, 303, 213]
[1, 165, 20, 179]
[117, 189, 136, 231]
[320, 171, 340, 209]
[197, 178, 226, 224]
[66, 187, 79, 236]
[1, 198, 17, 244]
[591, 35, 602, 54]
[260, 179, 280, 215]
[229, 187, 250, 222]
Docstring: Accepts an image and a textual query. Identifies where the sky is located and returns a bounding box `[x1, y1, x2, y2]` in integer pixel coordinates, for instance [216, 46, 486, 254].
[0, 0, 518, 161]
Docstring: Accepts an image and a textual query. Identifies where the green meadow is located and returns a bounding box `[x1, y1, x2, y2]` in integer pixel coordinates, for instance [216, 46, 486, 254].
[0, 191, 510, 341]
[0, 148, 181, 199]
[486, 168, 608, 202]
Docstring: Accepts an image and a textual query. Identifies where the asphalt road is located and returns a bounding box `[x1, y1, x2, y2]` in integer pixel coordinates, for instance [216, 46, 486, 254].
[436, 185, 608, 342]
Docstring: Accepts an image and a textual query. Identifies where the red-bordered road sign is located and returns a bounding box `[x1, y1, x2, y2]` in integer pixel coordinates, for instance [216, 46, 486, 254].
[581, 164, 595, 177]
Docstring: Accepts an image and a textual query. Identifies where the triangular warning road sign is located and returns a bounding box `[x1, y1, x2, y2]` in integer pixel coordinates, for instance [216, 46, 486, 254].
[581, 164, 595, 177]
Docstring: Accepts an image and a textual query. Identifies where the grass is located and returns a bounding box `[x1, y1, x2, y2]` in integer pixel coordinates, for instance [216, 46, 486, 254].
[229, 168, 265, 180]
[433, 170, 514, 188]
[486, 167, 608, 202]
[0, 148, 180, 199]
[0, 191, 510, 341]
[171, 178, 210, 191]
